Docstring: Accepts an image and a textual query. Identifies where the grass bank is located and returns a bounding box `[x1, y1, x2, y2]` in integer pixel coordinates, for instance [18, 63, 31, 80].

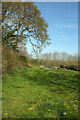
[2, 66, 79, 119]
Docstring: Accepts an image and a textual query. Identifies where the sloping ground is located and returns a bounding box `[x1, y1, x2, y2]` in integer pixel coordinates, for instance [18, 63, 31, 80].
[2, 66, 79, 119]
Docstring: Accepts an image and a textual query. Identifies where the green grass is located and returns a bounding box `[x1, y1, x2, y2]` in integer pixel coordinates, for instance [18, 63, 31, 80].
[2, 66, 79, 119]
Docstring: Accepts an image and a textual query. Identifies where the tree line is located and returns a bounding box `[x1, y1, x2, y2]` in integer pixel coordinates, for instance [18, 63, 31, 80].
[30, 52, 78, 71]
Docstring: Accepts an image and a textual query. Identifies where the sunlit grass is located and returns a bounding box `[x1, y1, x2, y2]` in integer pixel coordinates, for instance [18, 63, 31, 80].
[2, 66, 78, 118]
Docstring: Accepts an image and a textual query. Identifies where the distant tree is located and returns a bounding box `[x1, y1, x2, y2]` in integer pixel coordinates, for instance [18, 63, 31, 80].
[60, 52, 67, 61]
[2, 2, 51, 53]
[52, 52, 59, 61]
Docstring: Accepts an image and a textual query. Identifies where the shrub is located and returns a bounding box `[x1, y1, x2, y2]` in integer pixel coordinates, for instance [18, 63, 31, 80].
[2, 45, 28, 73]
[2, 45, 17, 73]
[60, 64, 78, 71]
[18, 55, 27, 63]
[68, 65, 78, 71]
[60, 65, 64, 68]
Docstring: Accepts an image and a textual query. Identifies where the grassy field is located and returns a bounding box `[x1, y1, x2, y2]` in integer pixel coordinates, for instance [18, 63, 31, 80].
[2, 66, 79, 119]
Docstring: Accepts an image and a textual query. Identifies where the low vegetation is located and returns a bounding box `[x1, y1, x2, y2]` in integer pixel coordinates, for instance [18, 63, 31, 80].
[2, 45, 28, 73]
[2, 66, 79, 119]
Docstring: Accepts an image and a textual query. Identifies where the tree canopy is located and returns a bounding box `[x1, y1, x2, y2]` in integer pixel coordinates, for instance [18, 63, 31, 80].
[2, 2, 51, 53]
